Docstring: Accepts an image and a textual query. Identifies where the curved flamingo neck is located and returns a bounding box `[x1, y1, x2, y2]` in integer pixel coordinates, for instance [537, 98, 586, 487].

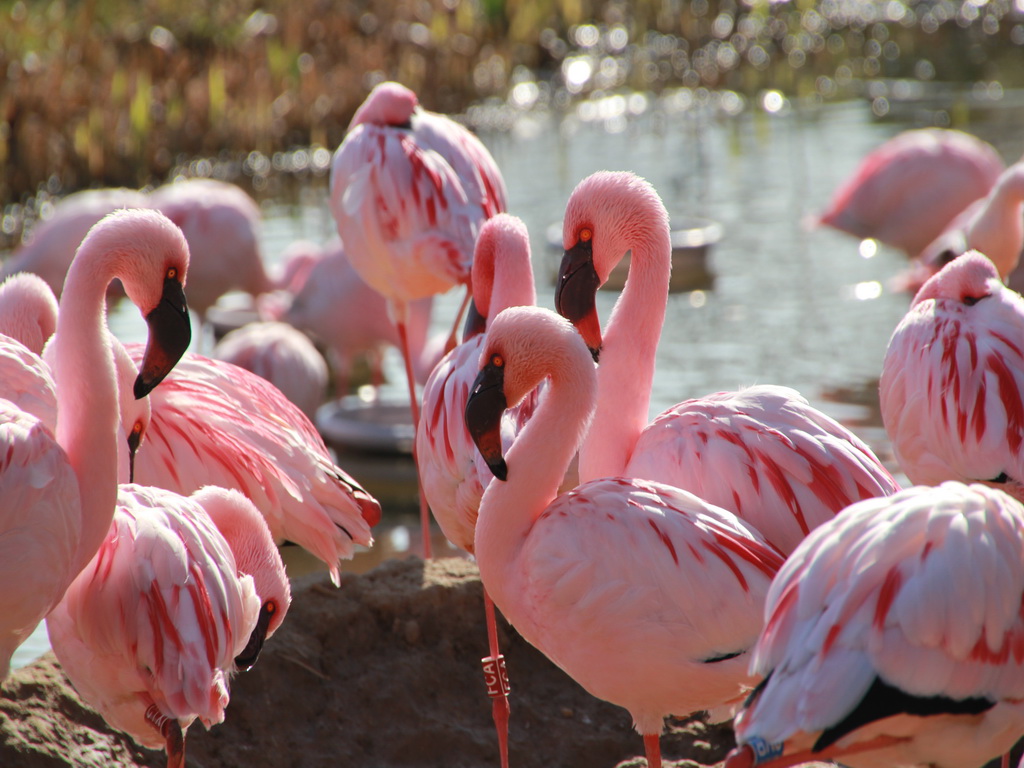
[53, 248, 124, 575]
[475, 348, 595, 611]
[487, 246, 535, 320]
[580, 230, 671, 482]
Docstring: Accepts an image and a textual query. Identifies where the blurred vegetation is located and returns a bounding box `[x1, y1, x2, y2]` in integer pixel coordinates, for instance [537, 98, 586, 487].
[1, 0, 1022, 207]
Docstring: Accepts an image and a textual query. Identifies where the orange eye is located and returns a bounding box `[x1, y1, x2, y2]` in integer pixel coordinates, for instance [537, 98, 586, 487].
[167, 267, 177, 279]
[132, 421, 143, 436]
[579, 228, 593, 242]
[265, 601, 277, 614]
[491, 353, 504, 368]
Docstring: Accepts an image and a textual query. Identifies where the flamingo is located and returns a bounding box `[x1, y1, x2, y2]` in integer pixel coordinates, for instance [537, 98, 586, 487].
[127, 347, 380, 585]
[415, 213, 537, 768]
[724, 481, 1024, 768]
[148, 178, 273, 338]
[555, 171, 899, 556]
[330, 80, 508, 557]
[276, 238, 438, 394]
[465, 306, 786, 768]
[813, 128, 1004, 257]
[916, 161, 1024, 287]
[212, 320, 329, 420]
[0, 187, 149, 300]
[880, 251, 1024, 501]
[0, 272, 59, 355]
[0, 208, 192, 679]
[47, 485, 291, 768]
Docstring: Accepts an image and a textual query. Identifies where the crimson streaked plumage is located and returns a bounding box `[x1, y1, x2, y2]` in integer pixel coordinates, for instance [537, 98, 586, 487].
[726, 481, 1024, 768]
[47, 485, 290, 768]
[467, 306, 785, 768]
[880, 251, 1024, 501]
[556, 171, 898, 556]
[128, 347, 380, 585]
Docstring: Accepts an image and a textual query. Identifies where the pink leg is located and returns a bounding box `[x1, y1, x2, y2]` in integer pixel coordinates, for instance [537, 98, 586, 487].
[145, 704, 185, 768]
[643, 732, 662, 768]
[396, 317, 432, 560]
[1003, 752, 1010, 768]
[481, 587, 510, 768]
[445, 285, 472, 354]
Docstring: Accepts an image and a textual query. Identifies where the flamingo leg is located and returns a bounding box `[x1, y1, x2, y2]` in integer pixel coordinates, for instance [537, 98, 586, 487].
[726, 733, 909, 768]
[145, 704, 185, 768]
[395, 315, 432, 560]
[643, 732, 662, 768]
[482, 586, 510, 768]
[445, 284, 472, 354]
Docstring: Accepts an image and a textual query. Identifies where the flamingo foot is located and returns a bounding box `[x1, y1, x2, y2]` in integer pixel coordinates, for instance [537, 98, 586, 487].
[145, 704, 185, 768]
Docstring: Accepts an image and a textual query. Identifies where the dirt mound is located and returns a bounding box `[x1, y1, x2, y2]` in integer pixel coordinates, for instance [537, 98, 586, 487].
[1, 557, 735, 768]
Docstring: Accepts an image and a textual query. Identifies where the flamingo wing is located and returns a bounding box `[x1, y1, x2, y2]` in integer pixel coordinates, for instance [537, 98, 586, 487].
[507, 477, 785, 732]
[880, 254, 1024, 500]
[129, 347, 379, 585]
[626, 385, 900, 555]
[735, 482, 1024, 763]
[0, 336, 57, 432]
[48, 484, 259, 748]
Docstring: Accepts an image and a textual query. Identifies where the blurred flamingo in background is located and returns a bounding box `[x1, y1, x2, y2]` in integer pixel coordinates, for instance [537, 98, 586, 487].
[813, 128, 1004, 257]
[725, 481, 1024, 768]
[48, 485, 291, 768]
[0, 209, 191, 680]
[880, 251, 1024, 501]
[330, 80, 508, 557]
[415, 213, 537, 768]
[274, 238, 438, 395]
[0, 187, 149, 301]
[212, 320, 329, 419]
[555, 171, 899, 556]
[127, 347, 381, 586]
[0, 272, 59, 356]
[148, 178, 273, 342]
[465, 306, 785, 768]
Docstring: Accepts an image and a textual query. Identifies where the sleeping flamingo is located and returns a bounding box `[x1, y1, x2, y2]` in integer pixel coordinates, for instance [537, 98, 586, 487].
[813, 127, 1004, 257]
[212, 320, 329, 419]
[127, 347, 380, 585]
[555, 171, 899, 555]
[880, 251, 1024, 501]
[916, 161, 1024, 287]
[48, 485, 291, 768]
[466, 306, 786, 768]
[0, 272, 59, 355]
[330, 80, 508, 556]
[0, 208, 191, 679]
[415, 213, 537, 768]
[724, 481, 1024, 768]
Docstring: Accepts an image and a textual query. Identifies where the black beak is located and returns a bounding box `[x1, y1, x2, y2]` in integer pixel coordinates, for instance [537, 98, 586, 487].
[127, 428, 141, 484]
[555, 239, 602, 362]
[465, 361, 509, 481]
[462, 296, 487, 341]
[235, 601, 274, 671]
[134, 276, 190, 399]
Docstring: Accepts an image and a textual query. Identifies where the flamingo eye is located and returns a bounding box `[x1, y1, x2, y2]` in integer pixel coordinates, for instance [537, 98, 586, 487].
[166, 267, 177, 280]
[132, 421, 143, 436]
[265, 600, 277, 615]
[491, 354, 504, 368]
[579, 228, 593, 243]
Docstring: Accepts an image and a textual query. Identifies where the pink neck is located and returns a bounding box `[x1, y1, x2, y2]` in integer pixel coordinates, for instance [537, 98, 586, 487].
[53, 250, 122, 575]
[579, 234, 670, 482]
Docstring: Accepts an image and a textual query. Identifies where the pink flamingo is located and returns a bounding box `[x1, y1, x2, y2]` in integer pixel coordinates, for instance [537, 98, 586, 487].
[916, 161, 1024, 286]
[555, 171, 899, 556]
[127, 347, 381, 585]
[276, 238, 437, 394]
[466, 306, 786, 768]
[0, 272, 59, 356]
[212, 320, 329, 420]
[814, 128, 1004, 257]
[724, 481, 1024, 768]
[148, 178, 273, 335]
[415, 213, 537, 768]
[0, 208, 191, 679]
[330, 80, 508, 557]
[1, 187, 149, 300]
[47, 485, 291, 768]
[880, 251, 1024, 501]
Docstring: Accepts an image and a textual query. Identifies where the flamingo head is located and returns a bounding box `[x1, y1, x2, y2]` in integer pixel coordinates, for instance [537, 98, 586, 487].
[557, 171, 669, 361]
[350, 81, 418, 129]
[466, 346, 509, 481]
[911, 249, 1002, 308]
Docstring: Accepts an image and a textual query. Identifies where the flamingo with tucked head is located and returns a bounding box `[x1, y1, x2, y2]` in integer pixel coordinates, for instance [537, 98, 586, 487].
[880, 251, 1024, 500]
[555, 171, 899, 556]
[466, 306, 785, 768]
[0, 208, 191, 679]
[330, 80, 508, 557]
[47, 485, 291, 768]
[724, 481, 1024, 768]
